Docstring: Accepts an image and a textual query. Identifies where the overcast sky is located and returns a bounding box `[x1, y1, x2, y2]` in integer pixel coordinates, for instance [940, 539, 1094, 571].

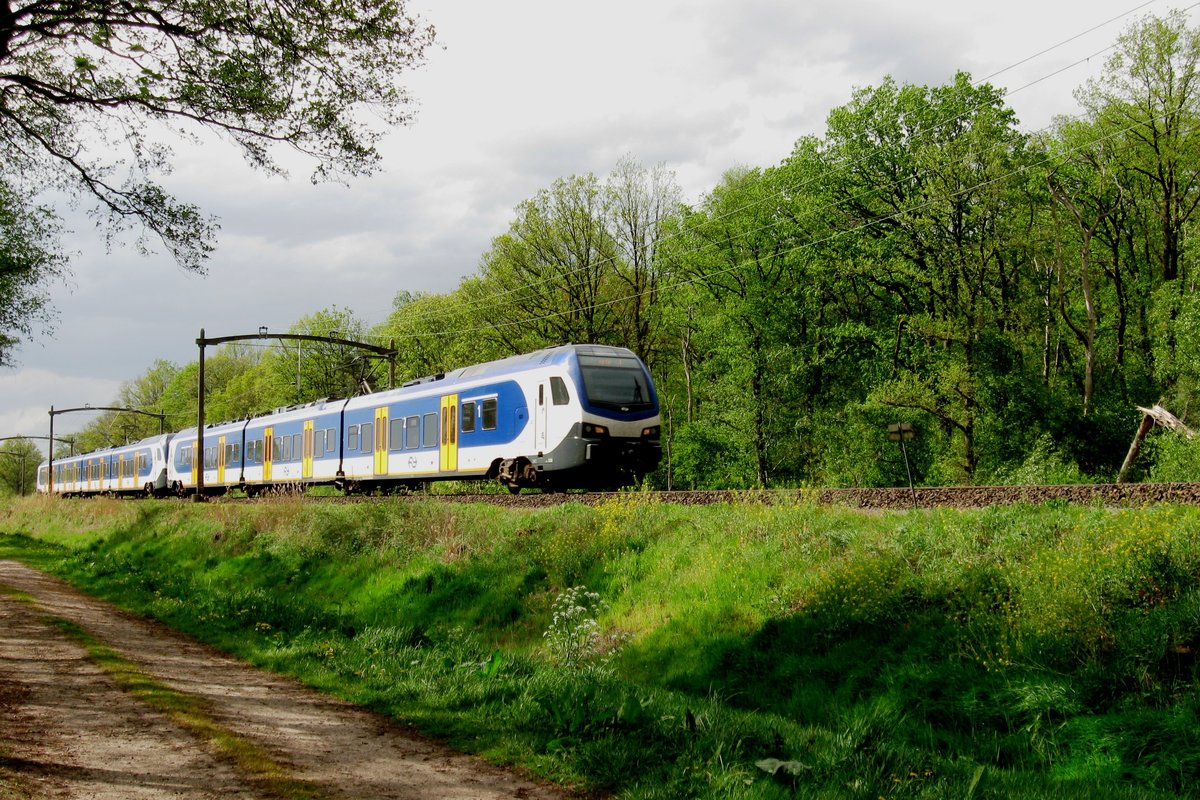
[1, 0, 1187, 451]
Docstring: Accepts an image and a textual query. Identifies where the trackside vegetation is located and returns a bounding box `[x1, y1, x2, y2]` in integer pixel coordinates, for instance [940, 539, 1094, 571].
[1, 495, 1199, 799]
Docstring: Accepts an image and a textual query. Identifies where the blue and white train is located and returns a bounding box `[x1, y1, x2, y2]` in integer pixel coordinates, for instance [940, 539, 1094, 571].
[37, 344, 662, 496]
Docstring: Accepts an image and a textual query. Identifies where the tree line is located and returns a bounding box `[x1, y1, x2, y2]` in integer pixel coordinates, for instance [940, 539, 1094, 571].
[11, 11, 1200, 493]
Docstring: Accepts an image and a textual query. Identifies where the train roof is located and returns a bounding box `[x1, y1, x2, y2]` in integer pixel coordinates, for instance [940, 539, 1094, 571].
[39, 432, 171, 467]
[407, 344, 638, 386]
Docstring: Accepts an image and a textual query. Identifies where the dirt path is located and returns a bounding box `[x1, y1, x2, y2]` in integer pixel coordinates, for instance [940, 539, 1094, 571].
[0, 560, 573, 800]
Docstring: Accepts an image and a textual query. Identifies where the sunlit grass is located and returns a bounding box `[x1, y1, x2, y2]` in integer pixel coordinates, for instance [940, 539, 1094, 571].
[1, 494, 1198, 798]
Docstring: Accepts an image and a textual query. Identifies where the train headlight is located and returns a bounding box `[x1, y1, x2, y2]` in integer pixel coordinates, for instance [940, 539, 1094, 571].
[641, 425, 661, 439]
[582, 423, 609, 437]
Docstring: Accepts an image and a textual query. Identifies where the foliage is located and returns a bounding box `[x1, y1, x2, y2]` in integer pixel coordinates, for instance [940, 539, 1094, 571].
[1147, 434, 1200, 483]
[0, 0, 435, 357]
[0, 180, 66, 366]
[0, 437, 40, 495]
[268, 306, 384, 403]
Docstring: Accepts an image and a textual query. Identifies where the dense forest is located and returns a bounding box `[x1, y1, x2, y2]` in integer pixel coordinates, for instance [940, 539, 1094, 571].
[16, 12, 1200, 492]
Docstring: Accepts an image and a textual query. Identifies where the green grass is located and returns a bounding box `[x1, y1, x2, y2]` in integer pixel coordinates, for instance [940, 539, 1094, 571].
[1, 494, 1198, 798]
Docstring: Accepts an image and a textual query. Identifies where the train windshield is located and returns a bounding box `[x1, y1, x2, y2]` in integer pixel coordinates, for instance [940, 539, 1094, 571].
[578, 355, 653, 411]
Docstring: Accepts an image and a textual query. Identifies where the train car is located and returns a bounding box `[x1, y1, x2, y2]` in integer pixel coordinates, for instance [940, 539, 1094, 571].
[339, 343, 661, 493]
[167, 419, 249, 496]
[39, 343, 661, 498]
[241, 398, 348, 492]
[167, 399, 350, 497]
[36, 433, 173, 497]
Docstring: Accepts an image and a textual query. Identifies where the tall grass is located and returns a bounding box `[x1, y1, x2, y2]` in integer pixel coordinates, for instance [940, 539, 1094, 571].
[1, 494, 1198, 798]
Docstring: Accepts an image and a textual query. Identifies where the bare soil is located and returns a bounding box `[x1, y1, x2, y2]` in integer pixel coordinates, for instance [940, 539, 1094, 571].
[0, 560, 574, 800]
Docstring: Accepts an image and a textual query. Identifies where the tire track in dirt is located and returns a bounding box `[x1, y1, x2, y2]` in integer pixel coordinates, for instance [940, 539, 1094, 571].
[0, 587, 259, 799]
[0, 561, 574, 800]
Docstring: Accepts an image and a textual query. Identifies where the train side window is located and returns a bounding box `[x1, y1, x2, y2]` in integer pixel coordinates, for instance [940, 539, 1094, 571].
[347, 425, 359, 451]
[292, 433, 302, 459]
[481, 398, 497, 430]
[550, 376, 570, 406]
[422, 413, 438, 448]
[232, 443, 241, 463]
[361, 422, 374, 452]
[281, 436, 292, 461]
[539, 384, 544, 406]
[224, 444, 233, 464]
[405, 416, 420, 449]
[313, 429, 325, 456]
[461, 401, 476, 433]
[325, 428, 336, 453]
[389, 418, 404, 451]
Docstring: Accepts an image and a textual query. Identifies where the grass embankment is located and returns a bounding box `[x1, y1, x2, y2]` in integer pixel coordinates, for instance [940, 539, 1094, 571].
[1, 495, 1198, 799]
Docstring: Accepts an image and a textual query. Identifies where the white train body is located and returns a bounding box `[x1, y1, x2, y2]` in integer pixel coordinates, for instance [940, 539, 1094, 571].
[40, 344, 661, 497]
[36, 434, 172, 496]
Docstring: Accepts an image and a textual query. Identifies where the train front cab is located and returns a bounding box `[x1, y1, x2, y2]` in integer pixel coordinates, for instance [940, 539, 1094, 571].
[494, 346, 661, 492]
[558, 347, 662, 487]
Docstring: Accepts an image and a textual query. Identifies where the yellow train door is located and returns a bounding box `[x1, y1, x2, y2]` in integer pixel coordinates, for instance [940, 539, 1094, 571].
[373, 407, 388, 476]
[439, 394, 458, 473]
[217, 435, 227, 485]
[263, 428, 273, 481]
[302, 420, 314, 479]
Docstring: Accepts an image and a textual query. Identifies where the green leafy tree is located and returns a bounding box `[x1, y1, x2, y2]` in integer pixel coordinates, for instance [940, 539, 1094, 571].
[474, 159, 681, 359]
[478, 173, 622, 351]
[1078, 10, 1200, 286]
[814, 73, 1038, 479]
[0, 437, 40, 495]
[662, 166, 805, 487]
[0, 181, 66, 365]
[265, 306, 383, 403]
[604, 156, 681, 365]
[378, 288, 508, 381]
[1044, 119, 1126, 416]
[0, 0, 435, 350]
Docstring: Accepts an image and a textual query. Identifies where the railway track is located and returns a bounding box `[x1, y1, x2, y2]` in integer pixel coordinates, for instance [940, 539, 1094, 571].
[207, 481, 1200, 509]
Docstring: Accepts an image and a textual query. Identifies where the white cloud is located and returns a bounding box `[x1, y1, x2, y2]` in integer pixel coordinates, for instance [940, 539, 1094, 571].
[0, 369, 123, 446]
